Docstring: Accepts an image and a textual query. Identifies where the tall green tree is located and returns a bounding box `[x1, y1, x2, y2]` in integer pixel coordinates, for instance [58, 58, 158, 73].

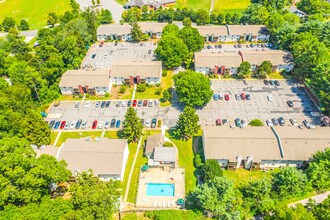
[241, 4, 270, 24]
[193, 176, 242, 219]
[130, 21, 148, 41]
[203, 160, 223, 182]
[162, 23, 180, 36]
[174, 106, 200, 140]
[266, 13, 285, 33]
[47, 12, 58, 27]
[19, 19, 30, 30]
[178, 26, 204, 52]
[122, 107, 143, 142]
[69, 171, 121, 219]
[256, 60, 272, 78]
[173, 70, 213, 107]
[297, 0, 330, 14]
[265, 203, 316, 220]
[2, 17, 16, 32]
[99, 9, 112, 24]
[155, 35, 188, 68]
[311, 196, 330, 220]
[182, 17, 192, 26]
[238, 61, 252, 78]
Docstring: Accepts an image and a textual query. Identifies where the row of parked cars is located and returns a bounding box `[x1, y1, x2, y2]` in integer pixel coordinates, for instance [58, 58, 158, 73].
[80, 99, 160, 109]
[264, 80, 281, 86]
[213, 93, 251, 101]
[266, 118, 315, 129]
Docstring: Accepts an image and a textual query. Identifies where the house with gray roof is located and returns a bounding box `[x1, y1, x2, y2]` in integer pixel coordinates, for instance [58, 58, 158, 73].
[59, 69, 111, 96]
[36, 138, 129, 181]
[124, 0, 176, 9]
[202, 126, 330, 170]
[148, 146, 176, 167]
[145, 133, 164, 158]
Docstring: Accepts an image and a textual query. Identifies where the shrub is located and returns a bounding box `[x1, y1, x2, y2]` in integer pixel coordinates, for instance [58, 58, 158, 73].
[194, 154, 204, 168]
[249, 119, 264, 126]
[164, 142, 173, 147]
[155, 88, 162, 95]
[85, 93, 90, 98]
[146, 83, 151, 88]
[162, 90, 170, 101]
[78, 94, 84, 98]
[155, 83, 161, 87]
[203, 159, 223, 182]
[105, 92, 110, 97]
[162, 70, 168, 77]
[119, 85, 126, 93]
[113, 84, 117, 88]
[119, 19, 124, 25]
[136, 83, 146, 92]
[157, 119, 161, 128]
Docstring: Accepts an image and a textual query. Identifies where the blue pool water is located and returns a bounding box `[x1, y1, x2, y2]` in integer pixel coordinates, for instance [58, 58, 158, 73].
[146, 183, 175, 196]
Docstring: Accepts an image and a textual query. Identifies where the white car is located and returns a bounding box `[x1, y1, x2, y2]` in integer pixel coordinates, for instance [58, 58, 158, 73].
[266, 119, 273, 127]
[70, 121, 76, 129]
[145, 119, 150, 127]
[267, 95, 273, 101]
[154, 100, 160, 106]
[98, 121, 103, 129]
[104, 121, 109, 129]
[64, 122, 70, 130]
[85, 101, 90, 108]
[81, 122, 87, 129]
[121, 101, 126, 107]
[290, 119, 298, 126]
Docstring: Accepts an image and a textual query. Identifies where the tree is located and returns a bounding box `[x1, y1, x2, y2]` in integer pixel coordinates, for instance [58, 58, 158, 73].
[217, 13, 225, 24]
[178, 26, 204, 52]
[203, 160, 223, 182]
[195, 9, 210, 25]
[248, 119, 265, 126]
[311, 195, 330, 220]
[155, 35, 188, 68]
[174, 106, 200, 140]
[119, 84, 126, 93]
[99, 9, 112, 24]
[69, 171, 121, 219]
[174, 70, 213, 107]
[225, 13, 232, 24]
[265, 203, 316, 220]
[297, 0, 330, 14]
[47, 12, 58, 27]
[182, 17, 192, 27]
[19, 19, 30, 30]
[283, 13, 300, 25]
[2, 17, 16, 32]
[136, 83, 146, 92]
[266, 13, 285, 33]
[96, 0, 100, 5]
[306, 148, 330, 190]
[238, 61, 251, 78]
[130, 21, 148, 41]
[241, 4, 270, 24]
[243, 178, 274, 214]
[162, 23, 180, 36]
[271, 167, 312, 198]
[256, 60, 272, 78]
[162, 89, 170, 101]
[91, 0, 95, 6]
[122, 107, 143, 142]
[193, 176, 242, 219]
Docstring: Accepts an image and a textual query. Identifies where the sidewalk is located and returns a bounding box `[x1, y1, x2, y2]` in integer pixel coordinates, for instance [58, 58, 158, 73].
[289, 191, 330, 207]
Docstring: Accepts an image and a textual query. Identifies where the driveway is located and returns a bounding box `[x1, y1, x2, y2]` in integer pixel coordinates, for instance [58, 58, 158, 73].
[76, 0, 124, 23]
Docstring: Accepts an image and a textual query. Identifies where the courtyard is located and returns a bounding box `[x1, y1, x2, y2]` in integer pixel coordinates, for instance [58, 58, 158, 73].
[136, 167, 185, 208]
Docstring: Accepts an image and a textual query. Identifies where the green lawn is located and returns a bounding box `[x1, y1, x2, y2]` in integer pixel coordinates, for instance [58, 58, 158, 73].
[50, 132, 58, 145]
[0, 0, 71, 30]
[114, 0, 127, 6]
[223, 169, 273, 188]
[55, 95, 82, 102]
[55, 131, 102, 147]
[175, 0, 212, 11]
[268, 71, 292, 79]
[166, 130, 198, 194]
[122, 142, 138, 198]
[135, 70, 173, 100]
[213, 0, 250, 14]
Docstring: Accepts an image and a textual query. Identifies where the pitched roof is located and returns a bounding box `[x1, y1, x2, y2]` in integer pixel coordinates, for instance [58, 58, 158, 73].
[202, 126, 330, 162]
[153, 147, 176, 163]
[242, 50, 293, 66]
[228, 25, 269, 36]
[97, 22, 168, 36]
[35, 145, 59, 158]
[194, 52, 242, 68]
[145, 134, 165, 156]
[110, 61, 162, 78]
[58, 138, 128, 176]
[196, 26, 228, 36]
[59, 69, 110, 88]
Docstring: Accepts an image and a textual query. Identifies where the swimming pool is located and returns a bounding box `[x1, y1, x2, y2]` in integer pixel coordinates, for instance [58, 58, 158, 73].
[146, 183, 175, 196]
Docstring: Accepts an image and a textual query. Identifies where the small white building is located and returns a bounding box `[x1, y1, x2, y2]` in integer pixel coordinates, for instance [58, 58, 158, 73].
[36, 138, 129, 181]
[59, 69, 111, 96]
[110, 61, 162, 86]
[202, 126, 330, 170]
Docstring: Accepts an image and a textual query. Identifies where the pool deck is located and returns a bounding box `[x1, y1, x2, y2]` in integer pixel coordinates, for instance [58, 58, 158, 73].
[136, 167, 185, 208]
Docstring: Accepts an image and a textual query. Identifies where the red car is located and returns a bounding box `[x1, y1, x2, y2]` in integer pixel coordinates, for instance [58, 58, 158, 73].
[224, 94, 230, 101]
[216, 119, 222, 126]
[143, 100, 148, 107]
[132, 99, 137, 107]
[92, 120, 98, 129]
[241, 93, 246, 100]
[60, 121, 66, 129]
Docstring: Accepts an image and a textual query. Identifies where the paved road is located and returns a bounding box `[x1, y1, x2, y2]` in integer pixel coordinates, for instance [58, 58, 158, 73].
[76, 0, 124, 23]
[0, 30, 38, 43]
[289, 191, 330, 207]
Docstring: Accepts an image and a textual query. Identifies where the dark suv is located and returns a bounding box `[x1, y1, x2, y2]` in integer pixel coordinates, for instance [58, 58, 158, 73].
[151, 118, 157, 128]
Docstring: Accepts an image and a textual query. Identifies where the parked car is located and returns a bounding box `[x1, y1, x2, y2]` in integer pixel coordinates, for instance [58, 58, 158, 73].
[74, 102, 80, 108]
[127, 100, 132, 107]
[65, 122, 70, 130]
[98, 121, 103, 129]
[121, 101, 126, 107]
[263, 80, 269, 85]
[213, 94, 219, 101]
[290, 119, 298, 126]
[48, 120, 55, 129]
[110, 119, 116, 128]
[148, 100, 153, 107]
[81, 121, 87, 129]
[101, 101, 105, 108]
[235, 118, 241, 127]
[269, 80, 275, 85]
[246, 94, 251, 100]
[138, 100, 143, 107]
[75, 119, 82, 129]
[216, 119, 222, 126]
[224, 94, 230, 101]
[115, 101, 121, 107]
[91, 54, 96, 59]
[54, 121, 60, 129]
[145, 119, 150, 127]
[104, 120, 109, 129]
[70, 121, 76, 129]
[116, 120, 121, 128]
[143, 100, 148, 107]
[241, 119, 248, 127]
[274, 80, 280, 86]
[278, 117, 285, 126]
[241, 93, 246, 100]
[222, 119, 229, 125]
[219, 94, 223, 100]
[148, 50, 152, 54]
[303, 120, 311, 129]
[272, 118, 279, 126]
[105, 101, 110, 108]
[155, 100, 160, 106]
[235, 94, 241, 100]
[60, 121, 66, 129]
[266, 119, 273, 127]
[85, 101, 90, 108]
[243, 79, 248, 85]
[92, 120, 98, 129]
[151, 118, 157, 128]
[132, 99, 137, 107]
[141, 119, 145, 126]
[95, 101, 100, 108]
[267, 95, 273, 101]
[287, 100, 294, 107]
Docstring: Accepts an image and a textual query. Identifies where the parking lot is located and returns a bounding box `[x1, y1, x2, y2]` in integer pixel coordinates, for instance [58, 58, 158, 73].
[81, 42, 157, 69]
[198, 79, 320, 126]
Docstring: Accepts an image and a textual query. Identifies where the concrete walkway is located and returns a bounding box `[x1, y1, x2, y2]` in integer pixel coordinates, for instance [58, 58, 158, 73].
[101, 130, 106, 137]
[289, 191, 330, 207]
[131, 84, 137, 100]
[123, 136, 143, 204]
[210, 0, 215, 13]
[53, 131, 62, 146]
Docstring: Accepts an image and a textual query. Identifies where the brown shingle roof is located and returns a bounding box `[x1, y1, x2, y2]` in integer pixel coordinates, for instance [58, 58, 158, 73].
[110, 61, 162, 79]
[194, 52, 242, 68]
[145, 134, 165, 156]
[59, 69, 110, 88]
[228, 25, 268, 36]
[196, 26, 228, 36]
[97, 22, 168, 36]
[242, 50, 293, 66]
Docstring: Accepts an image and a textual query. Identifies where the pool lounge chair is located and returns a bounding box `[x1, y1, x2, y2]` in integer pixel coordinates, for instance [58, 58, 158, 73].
[163, 201, 166, 207]
[153, 201, 157, 207]
[172, 201, 176, 206]
[168, 201, 171, 207]
[158, 202, 161, 207]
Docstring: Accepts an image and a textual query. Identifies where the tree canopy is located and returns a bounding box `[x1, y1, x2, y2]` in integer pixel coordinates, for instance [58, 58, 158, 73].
[178, 26, 204, 53]
[122, 107, 143, 142]
[173, 70, 213, 107]
[202, 160, 223, 182]
[238, 61, 252, 78]
[174, 106, 200, 140]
